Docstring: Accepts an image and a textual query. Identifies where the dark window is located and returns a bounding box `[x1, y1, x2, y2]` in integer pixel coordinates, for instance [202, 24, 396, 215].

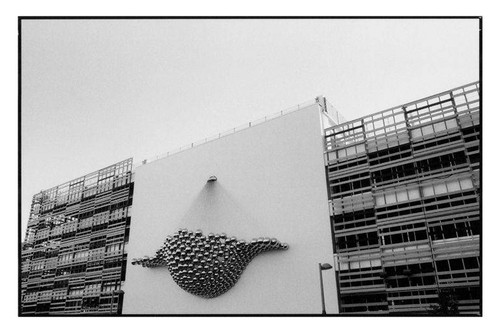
[449, 259, 464, 271]
[463, 257, 479, 269]
[415, 230, 428, 240]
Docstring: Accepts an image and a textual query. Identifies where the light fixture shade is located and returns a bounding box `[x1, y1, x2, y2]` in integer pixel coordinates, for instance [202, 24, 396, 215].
[134, 228, 288, 298]
[207, 176, 217, 182]
[320, 263, 333, 270]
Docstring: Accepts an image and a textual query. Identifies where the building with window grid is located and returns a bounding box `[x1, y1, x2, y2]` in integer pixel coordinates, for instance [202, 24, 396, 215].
[324, 82, 480, 314]
[20, 81, 480, 315]
[21, 159, 134, 315]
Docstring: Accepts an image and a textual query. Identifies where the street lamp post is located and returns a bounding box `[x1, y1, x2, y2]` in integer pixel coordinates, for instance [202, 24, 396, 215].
[319, 263, 333, 315]
[110, 289, 124, 315]
[111, 290, 116, 314]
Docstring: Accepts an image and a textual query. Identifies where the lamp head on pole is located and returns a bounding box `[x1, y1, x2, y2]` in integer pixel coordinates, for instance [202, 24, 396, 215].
[320, 263, 333, 270]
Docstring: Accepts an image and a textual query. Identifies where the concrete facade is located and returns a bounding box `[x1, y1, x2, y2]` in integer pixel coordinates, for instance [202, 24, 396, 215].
[122, 103, 338, 314]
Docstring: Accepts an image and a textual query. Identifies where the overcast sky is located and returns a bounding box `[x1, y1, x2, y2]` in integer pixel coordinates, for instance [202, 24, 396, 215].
[21, 18, 479, 235]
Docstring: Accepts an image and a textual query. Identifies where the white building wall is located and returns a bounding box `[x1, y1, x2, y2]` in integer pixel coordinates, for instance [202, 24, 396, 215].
[122, 103, 338, 314]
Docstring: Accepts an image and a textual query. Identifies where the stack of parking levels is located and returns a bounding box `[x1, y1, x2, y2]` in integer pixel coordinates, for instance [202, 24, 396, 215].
[21, 158, 134, 315]
[324, 82, 480, 314]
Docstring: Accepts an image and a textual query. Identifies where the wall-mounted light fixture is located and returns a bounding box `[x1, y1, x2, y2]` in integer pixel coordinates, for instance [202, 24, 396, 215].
[207, 176, 217, 183]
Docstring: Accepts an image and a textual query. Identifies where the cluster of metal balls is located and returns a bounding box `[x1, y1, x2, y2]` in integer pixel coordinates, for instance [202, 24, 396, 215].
[131, 229, 288, 298]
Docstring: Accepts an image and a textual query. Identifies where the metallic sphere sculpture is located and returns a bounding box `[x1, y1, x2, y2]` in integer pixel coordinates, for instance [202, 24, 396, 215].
[131, 229, 289, 298]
